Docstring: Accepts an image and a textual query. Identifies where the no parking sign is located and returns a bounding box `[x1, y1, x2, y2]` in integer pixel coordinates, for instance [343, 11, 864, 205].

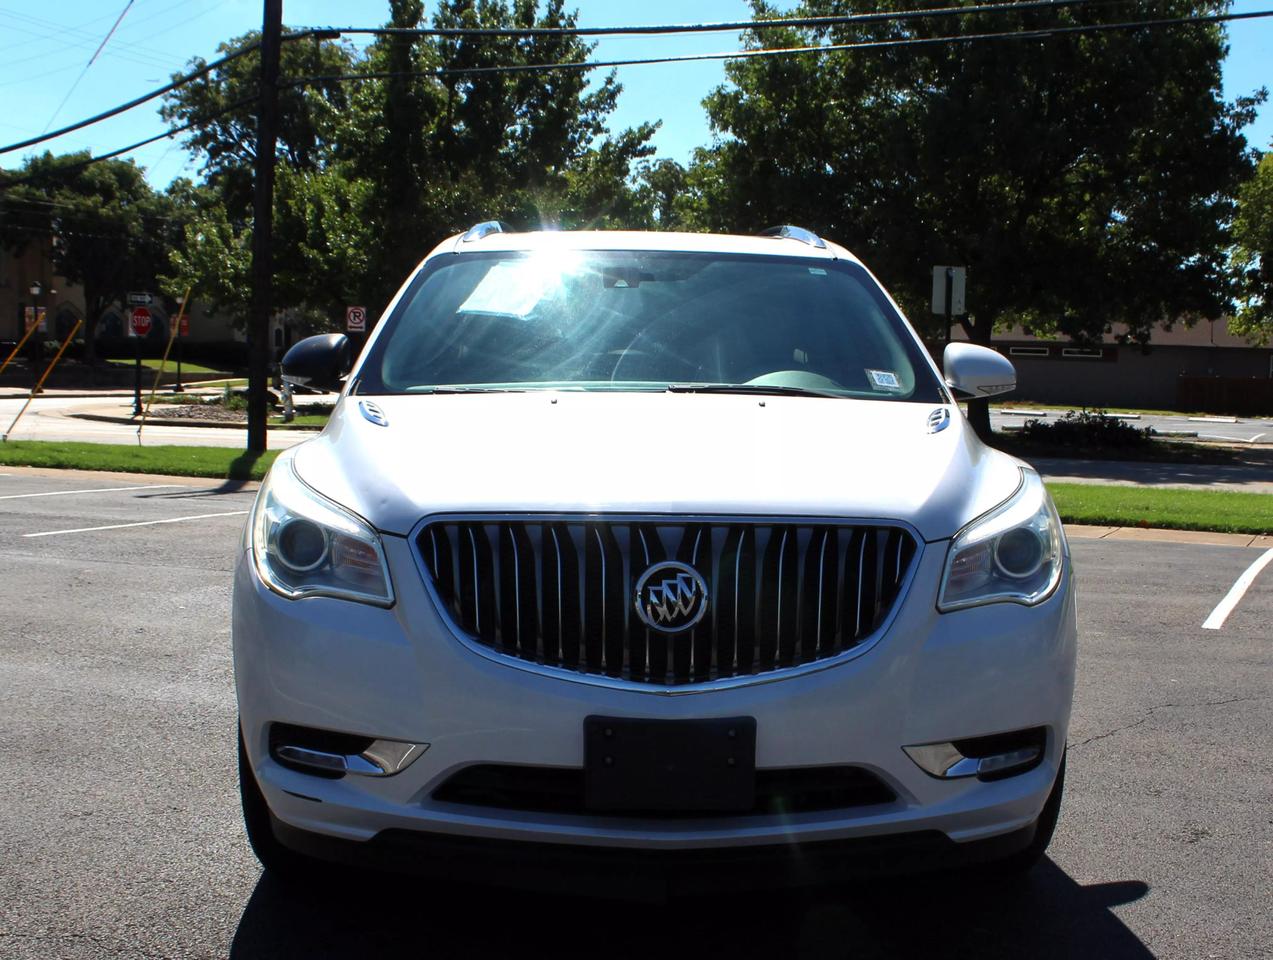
[346, 306, 367, 332]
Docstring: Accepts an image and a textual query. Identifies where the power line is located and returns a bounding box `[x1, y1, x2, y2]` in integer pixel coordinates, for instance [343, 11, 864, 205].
[307, 0, 1127, 38]
[0, 27, 340, 158]
[0, 1, 1128, 157]
[41, 1, 137, 135]
[0, 96, 258, 191]
[5, 4, 1261, 181]
[287, 8, 1273, 84]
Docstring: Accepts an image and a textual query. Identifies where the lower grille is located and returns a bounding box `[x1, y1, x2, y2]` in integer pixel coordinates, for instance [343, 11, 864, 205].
[416, 517, 917, 686]
[432, 764, 896, 817]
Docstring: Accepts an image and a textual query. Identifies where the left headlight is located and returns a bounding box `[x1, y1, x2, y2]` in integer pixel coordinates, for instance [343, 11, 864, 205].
[937, 468, 1064, 612]
[250, 457, 394, 606]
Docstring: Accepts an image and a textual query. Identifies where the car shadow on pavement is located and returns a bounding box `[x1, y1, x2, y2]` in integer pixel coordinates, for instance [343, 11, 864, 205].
[229, 859, 1152, 959]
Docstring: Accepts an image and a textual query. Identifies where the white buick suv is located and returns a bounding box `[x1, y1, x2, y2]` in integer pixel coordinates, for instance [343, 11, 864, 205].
[233, 224, 1076, 896]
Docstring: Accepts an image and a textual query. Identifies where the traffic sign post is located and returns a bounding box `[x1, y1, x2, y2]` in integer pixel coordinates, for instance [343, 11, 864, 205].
[129, 306, 152, 416]
[931, 266, 967, 343]
[175, 312, 189, 393]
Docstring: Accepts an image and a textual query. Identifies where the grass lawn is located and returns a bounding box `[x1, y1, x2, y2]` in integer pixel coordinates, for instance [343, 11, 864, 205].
[1047, 482, 1273, 535]
[0, 441, 278, 481]
[108, 358, 236, 377]
[271, 414, 329, 427]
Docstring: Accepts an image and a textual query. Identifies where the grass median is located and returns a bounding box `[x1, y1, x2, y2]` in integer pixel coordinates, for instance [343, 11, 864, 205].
[0, 441, 278, 481]
[1047, 482, 1273, 535]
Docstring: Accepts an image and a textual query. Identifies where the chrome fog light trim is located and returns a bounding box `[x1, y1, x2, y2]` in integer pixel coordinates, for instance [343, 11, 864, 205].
[903, 742, 980, 779]
[904, 739, 1043, 781]
[275, 739, 428, 777]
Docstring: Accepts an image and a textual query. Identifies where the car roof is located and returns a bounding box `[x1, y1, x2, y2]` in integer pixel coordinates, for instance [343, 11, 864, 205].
[428, 229, 861, 265]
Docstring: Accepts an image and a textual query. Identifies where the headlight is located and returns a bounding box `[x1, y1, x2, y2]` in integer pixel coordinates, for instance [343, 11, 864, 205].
[938, 469, 1064, 612]
[251, 457, 394, 606]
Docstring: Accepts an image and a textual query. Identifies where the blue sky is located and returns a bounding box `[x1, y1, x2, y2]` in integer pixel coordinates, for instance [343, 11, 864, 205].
[0, 0, 1270, 186]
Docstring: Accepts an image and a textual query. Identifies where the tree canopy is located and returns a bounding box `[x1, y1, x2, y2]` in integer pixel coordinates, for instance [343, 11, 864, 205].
[159, 0, 656, 328]
[672, 0, 1260, 432]
[1230, 151, 1273, 345]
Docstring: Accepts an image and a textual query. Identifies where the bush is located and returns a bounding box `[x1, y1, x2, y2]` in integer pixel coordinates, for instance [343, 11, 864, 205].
[1017, 409, 1153, 449]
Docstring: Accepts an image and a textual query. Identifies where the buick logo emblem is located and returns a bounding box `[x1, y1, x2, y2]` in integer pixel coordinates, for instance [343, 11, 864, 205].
[633, 561, 709, 633]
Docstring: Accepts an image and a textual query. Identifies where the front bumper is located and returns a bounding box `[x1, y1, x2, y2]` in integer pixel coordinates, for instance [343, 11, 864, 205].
[233, 533, 1076, 860]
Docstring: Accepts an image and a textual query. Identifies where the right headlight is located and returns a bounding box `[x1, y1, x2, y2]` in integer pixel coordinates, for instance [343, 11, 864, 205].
[937, 468, 1065, 612]
[250, 456, 394, 607]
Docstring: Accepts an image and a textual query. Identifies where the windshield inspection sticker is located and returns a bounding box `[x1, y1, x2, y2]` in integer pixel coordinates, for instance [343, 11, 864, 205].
[866, 369, 903, 392]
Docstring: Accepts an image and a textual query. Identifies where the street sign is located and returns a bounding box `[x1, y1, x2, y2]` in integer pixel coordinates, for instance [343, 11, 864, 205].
[931, 266, 967, 316]
[24, 306, 46, 332]
[129, 306, 153, 338]
[179, 313, 190, 338]
[346, 306, 367, 332]
[127, 292, 154, 306]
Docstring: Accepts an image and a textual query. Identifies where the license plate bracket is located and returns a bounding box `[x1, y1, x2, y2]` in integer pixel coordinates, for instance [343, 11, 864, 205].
[583, 716, 757, 813]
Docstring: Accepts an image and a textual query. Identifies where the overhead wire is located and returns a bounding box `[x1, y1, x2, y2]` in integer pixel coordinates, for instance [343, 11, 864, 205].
[3, 2, 1263, 182]
[0, 40, 266, 156]
[41, 1, 137, 135]
[309, 0, 1128, 37]
[0, 0, 1137, 157]
[0, 27, 341, 157]
[287, 7, 1273, 84]
[0, 95, 258, 190]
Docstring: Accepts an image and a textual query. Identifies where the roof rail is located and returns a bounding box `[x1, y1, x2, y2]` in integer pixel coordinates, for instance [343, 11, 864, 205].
[760, 225, 827, 249]
[461, 220, 511, 242]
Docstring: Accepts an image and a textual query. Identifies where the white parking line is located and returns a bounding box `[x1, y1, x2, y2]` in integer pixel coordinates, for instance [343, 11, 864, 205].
[23, 510, 250, 539]
[1202, 548, 1273, 630]
[0, 484, 181, 501]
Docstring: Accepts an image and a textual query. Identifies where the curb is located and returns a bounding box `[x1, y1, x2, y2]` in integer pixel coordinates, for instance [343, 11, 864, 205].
[68, 412, 321, 432]
[1065, 523, 1273, 549]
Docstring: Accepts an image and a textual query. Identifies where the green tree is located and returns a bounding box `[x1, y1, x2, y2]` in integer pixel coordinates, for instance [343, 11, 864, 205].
[1230, 151, 1273, 344]
[0, 152, 182, 360]
[160, 32, 357, 218]
[690, 0, 1260, 434]
[163, 2, 655, 331]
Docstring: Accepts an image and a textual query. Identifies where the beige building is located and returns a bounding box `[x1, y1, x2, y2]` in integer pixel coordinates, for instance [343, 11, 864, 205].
[2, 241, 238, 346]
[952, 319, 1273, 413]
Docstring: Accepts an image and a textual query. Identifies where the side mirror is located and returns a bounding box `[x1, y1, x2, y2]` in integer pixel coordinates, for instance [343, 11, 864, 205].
[943, 342, 1016, 399]
[281, 334, 351, 393]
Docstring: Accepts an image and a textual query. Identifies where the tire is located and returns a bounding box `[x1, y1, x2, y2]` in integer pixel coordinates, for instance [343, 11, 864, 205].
[238, 726, 322, 881]
[987, 750, 1067, 876]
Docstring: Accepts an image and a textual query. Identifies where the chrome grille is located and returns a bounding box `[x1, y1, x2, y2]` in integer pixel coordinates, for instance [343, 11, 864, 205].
[417, 518, 918, 686]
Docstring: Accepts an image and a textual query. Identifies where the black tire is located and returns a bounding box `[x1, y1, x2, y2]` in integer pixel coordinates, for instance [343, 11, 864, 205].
[987, 750, 1067, 876]
[238, 726, 322, 881]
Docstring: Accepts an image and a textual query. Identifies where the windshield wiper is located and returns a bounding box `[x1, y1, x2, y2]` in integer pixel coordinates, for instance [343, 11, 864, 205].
[665, 382, 843, 400]
[405, 386, 528, 395]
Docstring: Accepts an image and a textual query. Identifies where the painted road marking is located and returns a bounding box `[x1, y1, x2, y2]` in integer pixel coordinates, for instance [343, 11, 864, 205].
[23, 510, 250, 539]
[1202, 548, 1273, 630]
[0, 484, 181, 501]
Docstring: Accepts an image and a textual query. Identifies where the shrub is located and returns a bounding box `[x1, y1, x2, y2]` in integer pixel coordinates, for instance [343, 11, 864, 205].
[1017, 409, 1153, 449]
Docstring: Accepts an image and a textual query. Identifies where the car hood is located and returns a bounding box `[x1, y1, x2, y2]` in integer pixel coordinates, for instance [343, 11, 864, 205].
[291, 392, 1023, 541]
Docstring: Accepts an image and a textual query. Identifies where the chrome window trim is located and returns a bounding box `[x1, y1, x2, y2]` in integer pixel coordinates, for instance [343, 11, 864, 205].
[406, 512, 926, 697]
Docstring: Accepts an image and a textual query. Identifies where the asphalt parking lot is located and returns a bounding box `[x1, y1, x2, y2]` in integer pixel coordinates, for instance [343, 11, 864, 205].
[0, 468, 1269, 959]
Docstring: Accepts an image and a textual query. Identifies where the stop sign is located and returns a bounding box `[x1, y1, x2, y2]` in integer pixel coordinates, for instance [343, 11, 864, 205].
[130, 306, 152, 337]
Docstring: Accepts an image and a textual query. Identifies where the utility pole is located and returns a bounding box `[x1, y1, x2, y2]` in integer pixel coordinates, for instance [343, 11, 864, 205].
[247, 0, 282, 453]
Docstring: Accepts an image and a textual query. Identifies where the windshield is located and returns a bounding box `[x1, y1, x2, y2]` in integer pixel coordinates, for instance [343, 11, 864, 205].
[355, 250, 947, 403]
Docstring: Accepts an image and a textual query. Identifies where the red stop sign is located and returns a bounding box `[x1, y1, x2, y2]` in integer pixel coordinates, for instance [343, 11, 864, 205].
[130, 306, 152, 337]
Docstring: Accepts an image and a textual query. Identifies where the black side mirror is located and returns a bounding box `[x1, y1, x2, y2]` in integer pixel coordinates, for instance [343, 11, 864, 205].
[281, 334, 351, 392]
